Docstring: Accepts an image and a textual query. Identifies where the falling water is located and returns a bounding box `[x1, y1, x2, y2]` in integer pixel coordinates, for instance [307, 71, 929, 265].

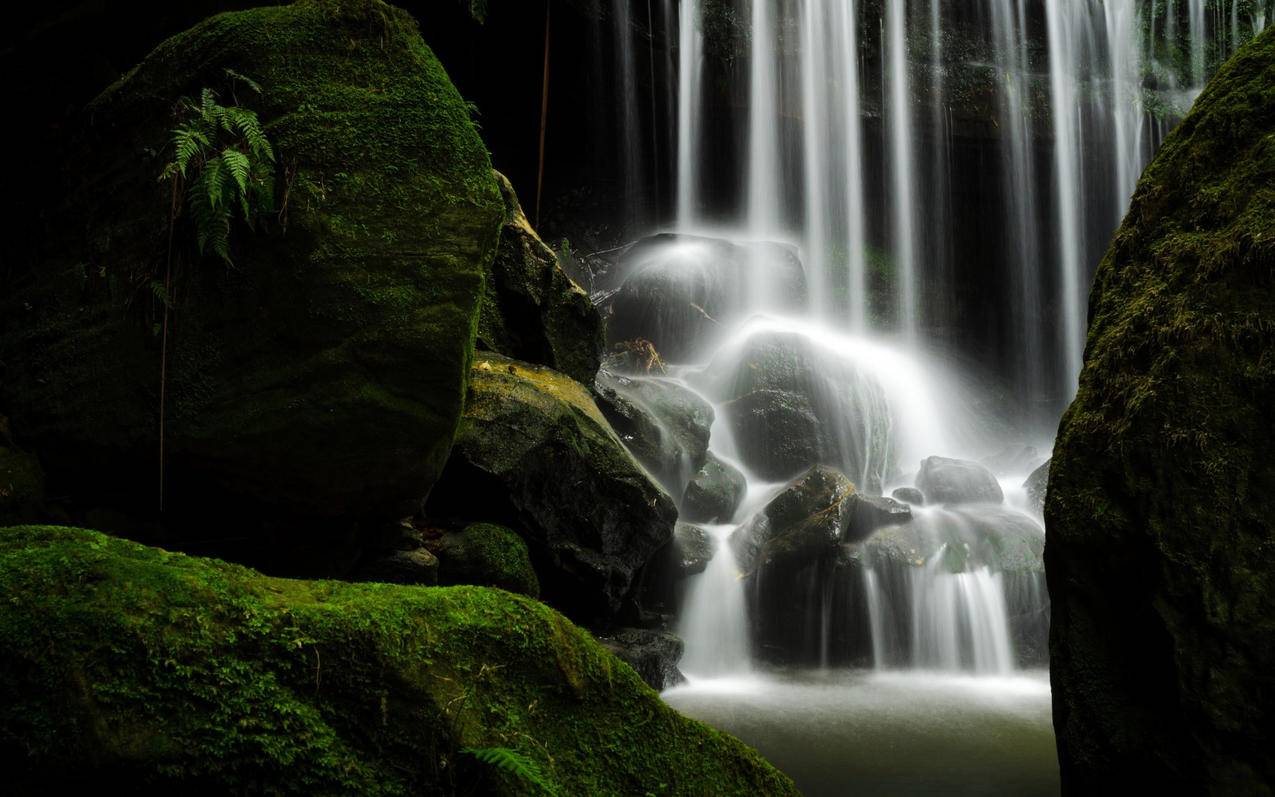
[885, 0, 918, 341]
[837, 0, 868, 331]
[679, 524, 752, 677]
[675, 0, 701, 228]
[1190, 0, 1208, 87]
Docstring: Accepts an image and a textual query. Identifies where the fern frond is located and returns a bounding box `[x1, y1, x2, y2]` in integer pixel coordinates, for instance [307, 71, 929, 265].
[172, 127, 210, 177]
[224, 68, 263, 94]
[200, 158, 226, 210]
[226, 106, 274, 162]
[221, 148, 251, 196]
[461, 747, 557, 796]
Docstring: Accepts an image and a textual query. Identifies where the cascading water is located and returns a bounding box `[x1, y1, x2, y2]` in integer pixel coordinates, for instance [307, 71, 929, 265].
[601, 1, 1264, 792]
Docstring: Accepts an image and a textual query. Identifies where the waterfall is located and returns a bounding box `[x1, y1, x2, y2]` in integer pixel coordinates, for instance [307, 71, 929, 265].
[679, 524, 752, 677]
[675, 0, 701, 228]
[885, 0, 918, 341]
[800, 0, 830, 315]
[838, 0, 868, 332]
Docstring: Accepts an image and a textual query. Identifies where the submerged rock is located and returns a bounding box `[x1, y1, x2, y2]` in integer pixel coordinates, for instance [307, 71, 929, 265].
[604, 233, 806, 361]
[435, 522, 539, 597]
[701, 329, 895, 490]
[593, 369, 713, 496]
[427, 353, 677, 627]
[598, 628, 687, 692]
[681, 452, 748, 524]
[1047, 29, 1275, 793]
[0, 525, 796, 795]
[915, 456, 1004, 505]
[478, 172, 603, 384]
[0, 0, 503, 553]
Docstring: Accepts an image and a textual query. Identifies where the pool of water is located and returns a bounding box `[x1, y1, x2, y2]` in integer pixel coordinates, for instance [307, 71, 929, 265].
[663, 669, 1058, 796]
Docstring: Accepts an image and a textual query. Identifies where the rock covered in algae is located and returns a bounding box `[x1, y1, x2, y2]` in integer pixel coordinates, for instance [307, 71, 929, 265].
[427, 353, 677, 627]
[0, 0, 502, 547]
[0, 525, 797, 795]
[1047, 28, 1275, 794]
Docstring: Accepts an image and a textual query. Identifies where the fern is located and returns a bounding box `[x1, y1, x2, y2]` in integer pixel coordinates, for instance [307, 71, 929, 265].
[160, 73, 275, 266]
[461, 747, 558, 796]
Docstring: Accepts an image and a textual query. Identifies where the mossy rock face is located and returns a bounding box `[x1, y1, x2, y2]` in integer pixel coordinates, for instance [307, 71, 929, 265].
[436, 522, 539, 597]
[478, 171, 603, 385]
[427, 353, 677, 627]
[1046, 29, 1275, 794]
[0, 525, 798, 795]
[0, 0, 502, 544]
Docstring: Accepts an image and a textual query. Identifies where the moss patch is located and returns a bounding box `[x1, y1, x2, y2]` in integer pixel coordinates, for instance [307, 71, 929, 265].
[0, 525, 798, 795]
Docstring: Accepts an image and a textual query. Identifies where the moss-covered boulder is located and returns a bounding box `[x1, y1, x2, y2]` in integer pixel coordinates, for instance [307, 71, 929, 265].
[435, 522, 539, 597]
[427, 353, 678, 627]
[0, 1, 502, 547]
[1046, 29, 1275, 794]
[0, 525, 797, 795]
[477, 171, 603, 384]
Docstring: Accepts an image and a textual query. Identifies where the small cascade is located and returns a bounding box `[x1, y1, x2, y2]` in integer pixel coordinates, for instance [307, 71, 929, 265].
[678, 524, 752, 677]
[884, 0, 919, 341]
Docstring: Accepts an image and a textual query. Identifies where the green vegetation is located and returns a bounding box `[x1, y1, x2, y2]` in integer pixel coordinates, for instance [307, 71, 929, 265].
[0, 525, 798, 795]
[438, 522, 540, 597]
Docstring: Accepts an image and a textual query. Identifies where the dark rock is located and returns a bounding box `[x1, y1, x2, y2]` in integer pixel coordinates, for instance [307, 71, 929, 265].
[478, 171, 603, 385]
[681, 452, 747, 524]
[731, 465, 854, 575]
[0, 525, 797, 795]
[1022, 459, 1050, 516]
[700, 329, 895, 491]
[845, 494, 912, 542]
[593, 370, 713, 495]
[671, 522, 716, 577]
[354, 547, 439, 586]
[598, 628, 687, 691]
[916, 456, 1004, 505]
[435, 522, 539, 597]
[604, 233, 806, 361]
[891, 486, 925, 505]
[0, 0, 503, 553]
[427, 353, 677, 627]
[1048, 32, 1275, 793]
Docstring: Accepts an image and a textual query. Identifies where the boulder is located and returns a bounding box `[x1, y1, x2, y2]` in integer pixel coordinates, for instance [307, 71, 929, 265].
[700, 329, 895, 490]
[845, 494, 912, 542]
[427, 353, 677, 627]
[593, 369, 713, 495]
[598, 628, 687, 691]
[891, 486, 925, 506]
[1047, 30, 1275, 793]
[604, 233, 806, 360]
[478, 171, 603, 384]
[1023, 459, 1049, 516]
[681, 452, 747, 524]
[916, 456, 1004, 505]
[671, 521, 716, 577]
[435, 522, 539, 597]
[731, 465, 854, 575]
[0, 525, 797, 795]
[0, 1, 503, 551]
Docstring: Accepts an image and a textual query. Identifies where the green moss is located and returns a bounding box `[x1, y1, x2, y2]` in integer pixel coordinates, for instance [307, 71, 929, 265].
[0, 525, 797, 795]
[1046, 28, 1275, 791]
[0, 0, 503, 532]
[438, 522, 540, 597]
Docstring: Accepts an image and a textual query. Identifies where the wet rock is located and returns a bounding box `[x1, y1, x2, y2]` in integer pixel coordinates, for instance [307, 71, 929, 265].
[891, 486, 925, 505]
[845, 494, 912, 542]
[681, 452, 747, 524]
[598, 628, 686, 692]
[671, 522, 716, 577]
[435, 522, 539, 597]
[604, 233, 806, 361]
[593, 369, 713, 495]
[731, 465, 855, 574]
[478, 171, 603, 385]
[915, 456, 1004, 505]
[1022, 459, 1050, 516]
[701, 329, 895, 491]
[427, 353, 677, 627]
